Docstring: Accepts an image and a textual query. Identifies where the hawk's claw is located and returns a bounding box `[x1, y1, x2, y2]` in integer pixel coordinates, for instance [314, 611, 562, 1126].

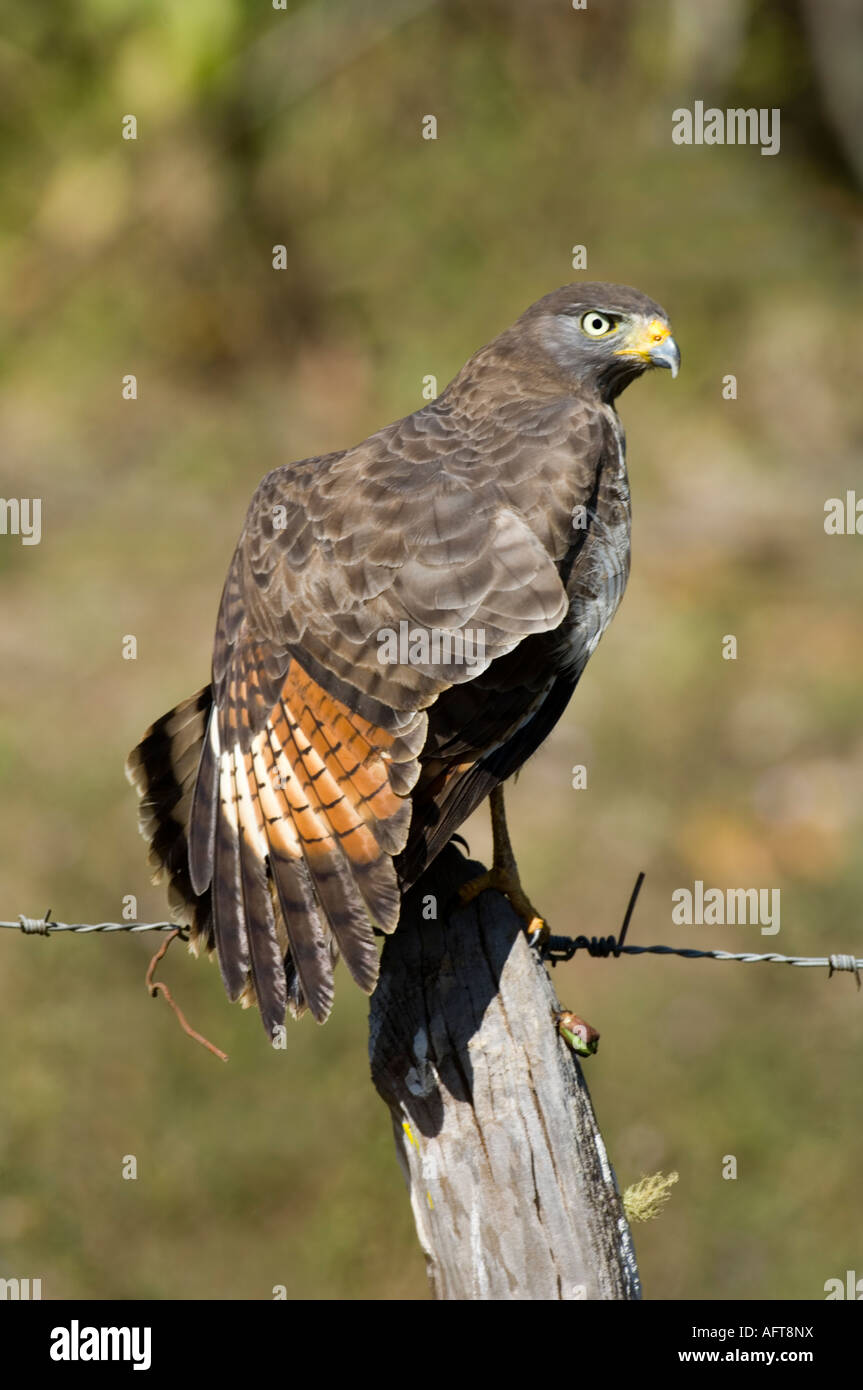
[527, 916, 550, 949]
[458, 863, 549, 946]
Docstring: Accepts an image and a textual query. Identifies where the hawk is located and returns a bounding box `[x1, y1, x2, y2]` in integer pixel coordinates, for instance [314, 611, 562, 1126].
[127, 283, 679, 1038]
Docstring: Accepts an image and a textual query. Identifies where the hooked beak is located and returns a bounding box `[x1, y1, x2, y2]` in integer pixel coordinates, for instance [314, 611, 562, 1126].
[648, 334, 680, 378]
[614, 317, 680, 379]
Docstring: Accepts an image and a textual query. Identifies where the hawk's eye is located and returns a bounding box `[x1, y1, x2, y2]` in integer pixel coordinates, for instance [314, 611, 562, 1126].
[580, 311, 616, 338]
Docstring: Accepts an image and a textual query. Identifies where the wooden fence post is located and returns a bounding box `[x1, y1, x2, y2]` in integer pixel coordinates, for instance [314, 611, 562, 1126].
[369, 842, 641, 1301]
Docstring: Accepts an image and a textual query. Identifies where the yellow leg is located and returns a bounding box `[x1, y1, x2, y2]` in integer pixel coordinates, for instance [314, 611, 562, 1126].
[459, 785, 549, 946]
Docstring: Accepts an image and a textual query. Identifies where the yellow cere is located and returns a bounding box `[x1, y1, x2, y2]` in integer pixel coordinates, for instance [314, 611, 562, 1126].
[614, 317, 671, 359]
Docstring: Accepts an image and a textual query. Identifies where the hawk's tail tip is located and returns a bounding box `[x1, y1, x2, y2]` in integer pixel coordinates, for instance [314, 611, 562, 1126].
[126, 684, 216, 949]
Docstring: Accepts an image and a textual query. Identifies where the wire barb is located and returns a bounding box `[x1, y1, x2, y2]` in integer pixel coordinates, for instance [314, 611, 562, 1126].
[17, 909, 53, 935]
[829, 954, 862, 988]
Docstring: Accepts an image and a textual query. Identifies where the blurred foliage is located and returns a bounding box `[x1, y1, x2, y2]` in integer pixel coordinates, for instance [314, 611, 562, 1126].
[0, 0, 861, 1301]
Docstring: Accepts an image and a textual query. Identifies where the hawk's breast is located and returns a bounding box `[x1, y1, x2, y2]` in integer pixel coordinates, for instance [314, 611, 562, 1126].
[554, 406, 631, 678]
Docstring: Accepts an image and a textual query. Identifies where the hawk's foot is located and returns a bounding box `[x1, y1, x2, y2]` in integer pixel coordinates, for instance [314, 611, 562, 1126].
[458, 864, 550, 948]
[457, 784, 550, 947]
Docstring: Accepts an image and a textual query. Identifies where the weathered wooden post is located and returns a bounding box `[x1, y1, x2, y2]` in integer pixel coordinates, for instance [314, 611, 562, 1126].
[369, 842, 640, 1300]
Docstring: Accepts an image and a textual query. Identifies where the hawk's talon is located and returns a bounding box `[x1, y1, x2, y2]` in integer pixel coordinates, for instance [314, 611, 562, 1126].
[527, 917, 550, 949]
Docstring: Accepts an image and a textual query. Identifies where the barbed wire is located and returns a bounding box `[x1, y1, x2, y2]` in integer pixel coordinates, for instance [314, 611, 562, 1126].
[0, 911, 184, 936]
[2, 884, 860, 989]
[541, 874, 861, 987]
[543, 936, 862, 985]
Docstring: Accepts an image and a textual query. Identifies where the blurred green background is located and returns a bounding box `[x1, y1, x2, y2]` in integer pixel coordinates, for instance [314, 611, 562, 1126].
[1, 0, 861, 1301]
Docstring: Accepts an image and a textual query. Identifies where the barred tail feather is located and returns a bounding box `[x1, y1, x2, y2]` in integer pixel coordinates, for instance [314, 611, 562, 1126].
[127, 655, 415, 1038]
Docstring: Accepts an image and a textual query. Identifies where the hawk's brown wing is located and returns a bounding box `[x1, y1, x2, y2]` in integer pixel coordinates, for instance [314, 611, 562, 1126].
[131, 388, 608, 1035]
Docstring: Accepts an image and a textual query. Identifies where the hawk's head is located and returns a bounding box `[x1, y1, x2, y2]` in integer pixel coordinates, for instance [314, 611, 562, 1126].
[516, 282, 680, 403]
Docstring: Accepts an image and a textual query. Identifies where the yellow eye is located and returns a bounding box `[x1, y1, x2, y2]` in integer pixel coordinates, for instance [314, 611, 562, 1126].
[580, 311, 615, 338]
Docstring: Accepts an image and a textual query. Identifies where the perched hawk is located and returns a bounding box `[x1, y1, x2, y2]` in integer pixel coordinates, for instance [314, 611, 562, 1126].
[127, 283, 679, 1038]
